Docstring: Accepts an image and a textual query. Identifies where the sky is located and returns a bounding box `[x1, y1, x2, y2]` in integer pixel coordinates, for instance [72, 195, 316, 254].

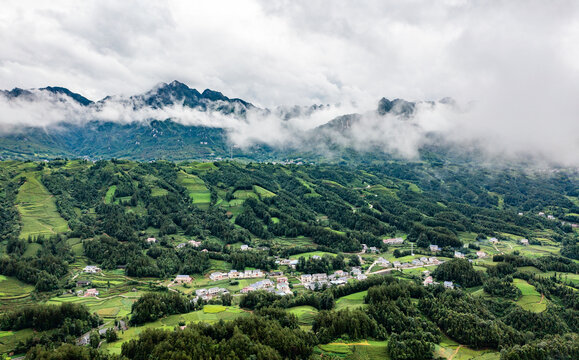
[1, 0, 579, 165]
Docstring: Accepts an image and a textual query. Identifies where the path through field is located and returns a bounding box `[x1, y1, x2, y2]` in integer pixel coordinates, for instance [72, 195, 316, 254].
[448, 345, 462, 360]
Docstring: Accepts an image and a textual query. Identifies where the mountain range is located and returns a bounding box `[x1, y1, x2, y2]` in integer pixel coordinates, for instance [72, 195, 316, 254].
[0, 81, 448, 162]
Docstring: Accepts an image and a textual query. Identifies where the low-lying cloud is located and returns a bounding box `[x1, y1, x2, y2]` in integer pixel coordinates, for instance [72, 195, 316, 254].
[1, 88, 577, 167]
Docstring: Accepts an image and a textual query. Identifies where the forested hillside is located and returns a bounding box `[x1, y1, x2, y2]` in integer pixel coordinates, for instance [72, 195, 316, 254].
[0, 159, 577, 359]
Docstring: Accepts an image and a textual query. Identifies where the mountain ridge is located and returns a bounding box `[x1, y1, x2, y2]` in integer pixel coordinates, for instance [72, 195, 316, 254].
[0, 81, 453, 162]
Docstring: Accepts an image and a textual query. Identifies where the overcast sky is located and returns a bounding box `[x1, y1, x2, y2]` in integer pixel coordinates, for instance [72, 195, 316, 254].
[1, 0, 579, 164]
[0, 0, 576, 106]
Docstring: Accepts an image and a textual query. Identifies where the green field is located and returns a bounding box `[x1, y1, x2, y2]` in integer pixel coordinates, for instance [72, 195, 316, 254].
[101, 306, 247, 355]
[233, 190, 258, 200]
[435, 335, 499, 359]
[0, 275, 35, 300]
[253, 185, 276, 198]
[289, 251, 337, 260]
[317, 340, 390, 359]
[203, 304, 227, 313]
[513, 279, 546, 312]
[287, 305, 318, 326]
[16, 172, 68, 238]
[0, 328, 34, 354]
[177, 171, 211, 209]
[335, 291, 367, 310]
[104, 185, 117, 204]
[151, 187, 169, 197]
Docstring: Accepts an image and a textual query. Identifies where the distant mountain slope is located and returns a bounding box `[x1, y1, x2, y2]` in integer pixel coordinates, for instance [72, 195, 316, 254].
[0, 81, 451, 161]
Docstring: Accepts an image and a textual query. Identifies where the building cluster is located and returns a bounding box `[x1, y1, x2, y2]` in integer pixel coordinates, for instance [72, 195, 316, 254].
[299, 268, 366, 290]
[361, 244, 379, 253]
[238, 274, 292, 296]
[176, 240, 202, 249]
[83, 265, 101, 274]
[383, 237, 404, 245]
[174, 275, 192, 284]
[195, 287, 229, 301]
[377, 256, 441, 270]
[423, 276, 453, 289]
[77, 288, 99, 297]
[275, 258, 299, 268]
[209, 269, 264, 281]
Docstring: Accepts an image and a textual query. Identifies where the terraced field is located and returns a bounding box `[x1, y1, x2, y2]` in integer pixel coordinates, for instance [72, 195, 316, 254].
[16, 172, 68, 239]
[0, 275, 35, 301]
[177, 171, 211, 209]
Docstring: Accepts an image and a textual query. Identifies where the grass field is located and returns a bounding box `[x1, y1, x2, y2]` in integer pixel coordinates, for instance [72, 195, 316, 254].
[513, 279, 546, 312]
[537, 271, 579, 286]
[203, 304, 226, 313]
[0, 275, 35, 300]
[253, 185, 276, 198]
[101, 306, 247, 355]
[104, 185, 117, 204]
[289, 251, 337, 260]
[233, 190, 258, 200]
[335, 291, 367, 310]
[317, 340, 390, 359]
[288, 306, 319, 326]
[0, 328, 34, 354]
[151, 187, 169, 197]
[16, 172, 68, 239]
[177, 171, 211, 209]
[436, 335, 499, 359]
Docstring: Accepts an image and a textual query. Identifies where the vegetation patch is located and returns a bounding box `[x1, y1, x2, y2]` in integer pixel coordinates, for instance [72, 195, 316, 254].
[513, 279, 546, 312]
[104, 185, 116, 204]
[16, 172, 68, 238]
[203, 305, 227, 313]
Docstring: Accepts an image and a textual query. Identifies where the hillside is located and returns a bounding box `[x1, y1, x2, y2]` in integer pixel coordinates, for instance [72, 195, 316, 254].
[0, 159, 577, 359]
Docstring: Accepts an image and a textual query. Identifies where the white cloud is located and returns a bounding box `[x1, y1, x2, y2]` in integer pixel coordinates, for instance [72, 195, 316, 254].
[0, 0, 578, 165]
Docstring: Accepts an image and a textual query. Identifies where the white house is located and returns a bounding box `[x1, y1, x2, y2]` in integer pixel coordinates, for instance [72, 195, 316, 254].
[209, 272, 226, 281]
[146, 237, 157, 243]
[443, 281, 454, 289]
[520, 239, 529, 246]
[454, 251, 465, 259]
[429, 244, 440, 252]
[84, 288, 99, 297]
[174, 275, 192, 284]
[83, 265, 101, 274]
[476, 251, 487, 258]
[383, 237, 404, 245]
